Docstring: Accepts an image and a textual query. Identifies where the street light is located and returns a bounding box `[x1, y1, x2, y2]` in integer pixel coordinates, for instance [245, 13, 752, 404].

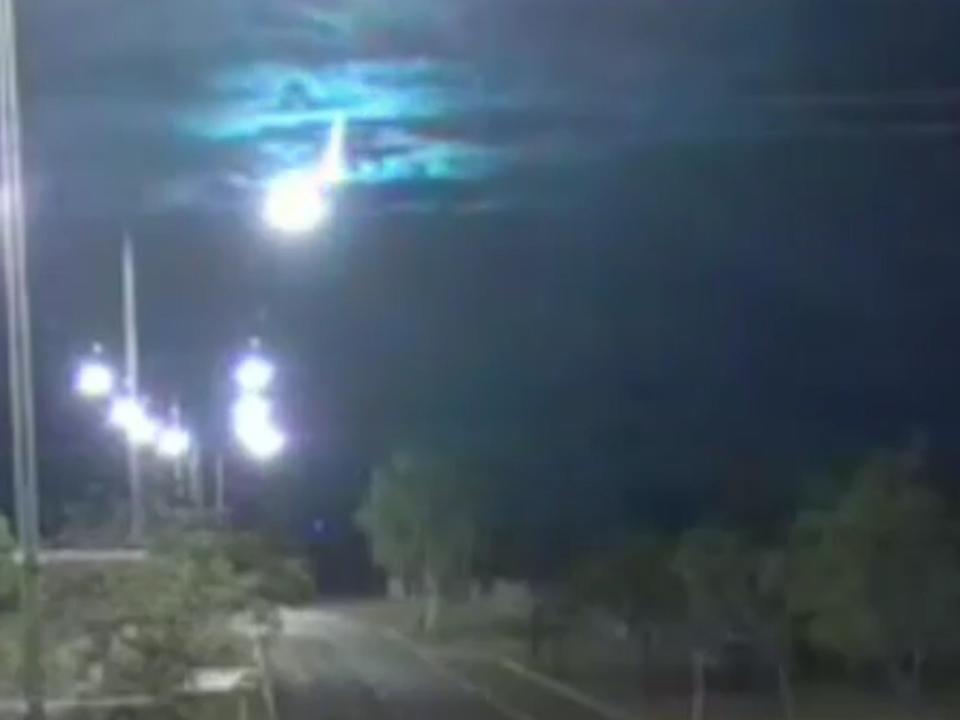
[231, 393, 286, 461]
[107, 396, 159, 447]
[235, 421, 286, 462]
[0, 0, 44, 714]
[233, 353, 275, 394]
[156, 424, 191, 460]
[231, 393, 271, 430]
[74, 359, 115, 399]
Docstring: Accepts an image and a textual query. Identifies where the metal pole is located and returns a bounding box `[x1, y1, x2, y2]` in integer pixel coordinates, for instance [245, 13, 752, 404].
[123, 233, 145, 544]
[0, 1, 45, 717]
[214, 454, 226, 522]
[170, 402, 184, 494]
[187, 445, 202, 510]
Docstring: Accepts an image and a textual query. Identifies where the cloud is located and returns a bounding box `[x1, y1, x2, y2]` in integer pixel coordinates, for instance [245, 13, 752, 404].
[28, 0, 960, 218]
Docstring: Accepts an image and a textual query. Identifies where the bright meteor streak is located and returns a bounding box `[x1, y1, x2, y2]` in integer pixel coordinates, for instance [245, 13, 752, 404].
[262, 114, 349, 235]
[318, 113, 348, 186]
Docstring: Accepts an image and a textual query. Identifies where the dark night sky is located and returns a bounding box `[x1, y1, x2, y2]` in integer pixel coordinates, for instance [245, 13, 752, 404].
[5, 0, 960, 579]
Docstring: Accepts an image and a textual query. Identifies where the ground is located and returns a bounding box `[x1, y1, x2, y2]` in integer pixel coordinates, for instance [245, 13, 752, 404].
[270, 602, 960, 720]
[271, 608, 611, 720]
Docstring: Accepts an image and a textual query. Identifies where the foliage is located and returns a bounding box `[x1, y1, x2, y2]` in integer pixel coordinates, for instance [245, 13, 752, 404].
[46, 532, 261, 698]
[356, 451, 484, 631]
[674, 527, 755, 646]
[674, 528, 756, 720]
[789, 446, 960, 694]
[356, 451, 483, 591]
[0, 516, 18, 607]
[214, 531, 315, 605]
[571, 534, 682, 633]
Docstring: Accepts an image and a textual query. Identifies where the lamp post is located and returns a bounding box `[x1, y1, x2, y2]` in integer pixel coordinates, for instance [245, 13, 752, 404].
[122, 232, 145, 545]
[0, 0, 45, 716]
[73, 233, 153, 543]
[213, 347, 287, 522]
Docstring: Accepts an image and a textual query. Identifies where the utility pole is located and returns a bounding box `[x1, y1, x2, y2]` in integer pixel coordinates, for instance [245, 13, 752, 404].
[0, 0, 45, 717]
[123, 233, 145, 544]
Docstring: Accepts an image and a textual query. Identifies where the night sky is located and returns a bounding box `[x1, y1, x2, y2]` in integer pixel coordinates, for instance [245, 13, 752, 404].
[7, 0, 960, 584]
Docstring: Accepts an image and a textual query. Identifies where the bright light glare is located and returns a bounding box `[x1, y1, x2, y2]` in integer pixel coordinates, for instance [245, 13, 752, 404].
[232, 394, 272, 431]
[262, 169, 331, 235]
[237, 423, 287, 461]
[74, 361, 115, 399]
[108, 396, 159, 446]
[156, 425, 192, 459]
[262, 115, 347, 235]
[232, 392, 286, 461]
[108, 396, 143, 429]
[234, 354, 275, 393]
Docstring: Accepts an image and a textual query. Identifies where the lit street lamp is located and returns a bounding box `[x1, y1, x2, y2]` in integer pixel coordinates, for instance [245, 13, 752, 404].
[235, 421, 286, 462]
[74, 358, 115, 399]
[231, 393, 286, 461]
[107, 396, 159, 447]
[231, 393, 271, 429]
[233, 353, 275, 394]
[230, 343, 287, 462]
[156, 424, 191, 460]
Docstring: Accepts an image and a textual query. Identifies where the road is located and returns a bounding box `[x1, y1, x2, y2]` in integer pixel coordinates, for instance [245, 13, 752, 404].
[269, 609, 617, 720]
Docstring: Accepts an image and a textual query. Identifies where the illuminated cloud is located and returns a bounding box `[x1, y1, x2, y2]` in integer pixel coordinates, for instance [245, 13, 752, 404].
[32, 0, 875, 216]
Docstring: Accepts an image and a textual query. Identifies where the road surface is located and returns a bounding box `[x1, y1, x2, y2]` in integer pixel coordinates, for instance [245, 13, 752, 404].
[270, 609, 617, 720]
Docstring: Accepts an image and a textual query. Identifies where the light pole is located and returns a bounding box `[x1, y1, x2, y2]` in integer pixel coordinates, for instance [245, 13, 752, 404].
[0, 0, 45, 717]
[75, 233, 152, 542]
[213, 347, 287, 522]
[214, 453, 226, 521]
[122, 232, 145, 544]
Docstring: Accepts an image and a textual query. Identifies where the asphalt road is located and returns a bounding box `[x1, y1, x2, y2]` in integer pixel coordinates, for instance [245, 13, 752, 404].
[269, 609, 612, 720]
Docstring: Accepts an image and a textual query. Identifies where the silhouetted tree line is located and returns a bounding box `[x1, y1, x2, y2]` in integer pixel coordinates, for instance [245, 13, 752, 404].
[358, 441, 960, 720]
[561, 440, 960, 720]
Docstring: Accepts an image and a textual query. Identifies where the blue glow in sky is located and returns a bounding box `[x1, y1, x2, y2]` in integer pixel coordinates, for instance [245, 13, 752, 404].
[30, 0, 928, 217]
[182, 58, 526, 187]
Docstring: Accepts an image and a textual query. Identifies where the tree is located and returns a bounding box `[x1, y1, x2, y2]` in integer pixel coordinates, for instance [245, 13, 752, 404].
[743, 548, 795, 720]
[790, 446, 960, 703]
[571, 534, 682, 691]
[674, 528, 753, 720]
[356, 451, 483, 632]
[215, 531, 315, 605]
